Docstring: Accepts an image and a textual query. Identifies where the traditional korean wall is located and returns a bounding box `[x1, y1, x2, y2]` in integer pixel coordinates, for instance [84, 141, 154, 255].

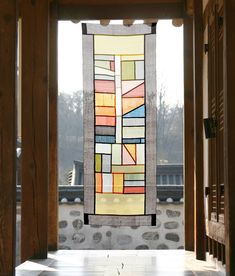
[15, 201, 184, 265]
[58, 202, 184, 250]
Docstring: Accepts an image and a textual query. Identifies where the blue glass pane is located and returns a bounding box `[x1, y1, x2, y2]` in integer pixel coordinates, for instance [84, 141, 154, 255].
[122, 138, 141, 144]
[95, 135, 116, 144]
[123, 105, 145, 118]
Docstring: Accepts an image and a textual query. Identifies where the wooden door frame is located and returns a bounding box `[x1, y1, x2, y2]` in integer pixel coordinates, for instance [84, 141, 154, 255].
[47, 0, 197, 255]
[0, 0, 213, 274]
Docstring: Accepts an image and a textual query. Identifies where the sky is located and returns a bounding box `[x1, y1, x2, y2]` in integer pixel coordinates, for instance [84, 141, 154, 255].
[58, 20, 183, 106]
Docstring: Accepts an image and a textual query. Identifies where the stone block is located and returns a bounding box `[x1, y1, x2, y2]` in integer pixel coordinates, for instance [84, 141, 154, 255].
[142, 232, 159, 241]
[164, 222, 179, 229]
[165, 233, 180, 242]
[166, 209, 181, 218]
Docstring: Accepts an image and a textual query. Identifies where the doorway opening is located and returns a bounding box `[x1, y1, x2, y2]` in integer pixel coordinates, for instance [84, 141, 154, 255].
[57, 20, 184, 250]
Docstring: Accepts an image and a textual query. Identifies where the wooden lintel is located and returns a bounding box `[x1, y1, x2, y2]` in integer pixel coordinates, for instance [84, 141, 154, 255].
[58, 3, 184, 20]
[183, 15, 195, 251]
[0, 1, 17, 275]
[59, 0, 183, 5]
[48, 0, 58, 251]
[224, 0, 235, 274]
[21, 0, 49, 262]
[193, 0, 206, 261]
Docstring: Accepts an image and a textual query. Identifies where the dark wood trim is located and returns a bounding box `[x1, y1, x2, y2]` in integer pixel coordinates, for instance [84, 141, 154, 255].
[206, 220, 225, 245]
[58, 0, 182, 4]
[203, 0, 213, 31]
[58, 3, 184, 20]
[21, 0, 49, 262]
[48, 0, 58, 252]
[0, 1, 17, 274]
[224, 0, 235, 274]
[185, 0, 194, 16]
[183, 15, 195, 251]
[193, 0, 206, 260]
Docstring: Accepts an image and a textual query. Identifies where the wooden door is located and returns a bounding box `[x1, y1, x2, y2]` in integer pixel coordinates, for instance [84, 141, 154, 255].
[206, 0, 225, 263]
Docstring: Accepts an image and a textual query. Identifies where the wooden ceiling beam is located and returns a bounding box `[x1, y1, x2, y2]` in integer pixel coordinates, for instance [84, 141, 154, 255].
[58, 0, 182, 5]
[58, 3, 184, 20]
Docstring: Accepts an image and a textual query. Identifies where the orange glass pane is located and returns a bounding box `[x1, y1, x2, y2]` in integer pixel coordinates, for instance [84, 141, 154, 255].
[96, 173, 102, 193]
[96, 116, 116, 126]
[96, 106, 116, 116]
[122, 97, 144, 115]
[124, 187, 145, 194]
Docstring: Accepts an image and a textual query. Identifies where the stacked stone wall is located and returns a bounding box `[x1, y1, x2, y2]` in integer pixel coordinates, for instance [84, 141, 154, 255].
[58, 202, 184, 250]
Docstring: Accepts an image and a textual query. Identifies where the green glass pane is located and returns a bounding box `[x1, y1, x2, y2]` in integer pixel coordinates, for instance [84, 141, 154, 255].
[122, 61, 135, 80]
[95, 154, 102, 172]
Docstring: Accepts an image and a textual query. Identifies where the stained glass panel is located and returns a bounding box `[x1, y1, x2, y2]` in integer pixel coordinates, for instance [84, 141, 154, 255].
[83, 24, 157, 226]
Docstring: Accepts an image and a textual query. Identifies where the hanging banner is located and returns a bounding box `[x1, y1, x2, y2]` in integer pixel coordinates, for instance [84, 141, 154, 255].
[83, 23, 157, 226]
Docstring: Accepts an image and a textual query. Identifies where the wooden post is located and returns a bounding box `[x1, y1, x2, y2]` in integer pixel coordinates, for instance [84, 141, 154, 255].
[48, 0, 58, 251]
[193, 0, 206, 260]
[224, 0, 235, 274]
[21, 0, 49, 262]
[184, 15, 195, 251]
[0, 1, 17, 274]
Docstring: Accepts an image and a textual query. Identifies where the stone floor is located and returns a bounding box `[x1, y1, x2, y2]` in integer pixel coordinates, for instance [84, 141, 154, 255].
[16, 250, 225, 276]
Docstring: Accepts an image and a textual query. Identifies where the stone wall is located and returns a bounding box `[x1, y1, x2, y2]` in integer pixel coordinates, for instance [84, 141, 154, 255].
[16, 202, 183, 265]
[58, 202, 184, 250]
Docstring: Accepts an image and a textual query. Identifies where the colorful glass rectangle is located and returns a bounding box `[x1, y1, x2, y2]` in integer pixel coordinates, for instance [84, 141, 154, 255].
[93, 32, 147, 216]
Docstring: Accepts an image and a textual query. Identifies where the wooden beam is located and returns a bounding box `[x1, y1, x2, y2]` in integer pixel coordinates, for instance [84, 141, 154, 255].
[59, 0, 182, 5]
[193, 0, 206, 260]
[183, 15, 195, 251]
[48, 0, 58, 251]
[21, 0, 49, 262]
[224, 0, 235, 274]
[58, 3, 184, 20]
[0, 1, 17, 274]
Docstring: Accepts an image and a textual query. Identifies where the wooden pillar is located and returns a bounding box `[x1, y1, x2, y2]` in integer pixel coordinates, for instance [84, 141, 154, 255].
[193, 0, 206, 260]
[21, 0, 49, 262]
[224, 0, 235, 274]
[183, 15, 195, 251]
[48, 0, 58, 251]
[0, 1, 17, 274]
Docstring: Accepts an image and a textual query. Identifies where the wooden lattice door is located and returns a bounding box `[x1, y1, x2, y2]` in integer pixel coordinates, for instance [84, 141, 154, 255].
[206, 0, 225, 262]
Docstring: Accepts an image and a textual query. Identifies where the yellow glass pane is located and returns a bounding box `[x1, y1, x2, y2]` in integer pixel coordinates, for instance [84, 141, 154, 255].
[121, 55, 144, 61]
[112, 165, 145, 173]
[113, 174, 124, 193]
[95, 35, 144, 55]
[95, 93, 115, 107]
[123, 126, 145, 138]
[96, 193, 145, 215]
